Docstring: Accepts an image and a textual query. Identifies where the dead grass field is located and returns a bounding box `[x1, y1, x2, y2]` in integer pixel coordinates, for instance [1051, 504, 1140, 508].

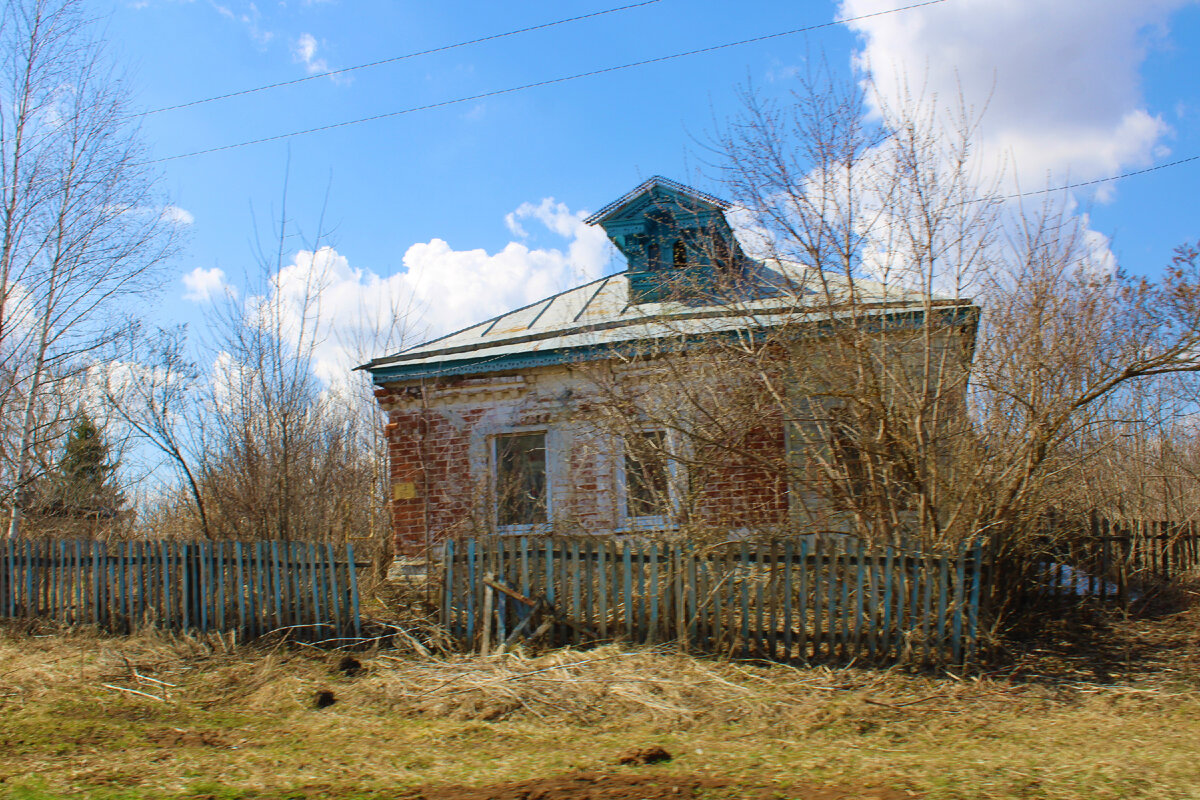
[2, 603, 1200, 800]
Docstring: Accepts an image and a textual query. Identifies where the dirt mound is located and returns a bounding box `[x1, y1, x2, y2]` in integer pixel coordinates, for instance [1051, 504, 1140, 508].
[396, 771, 910, 800]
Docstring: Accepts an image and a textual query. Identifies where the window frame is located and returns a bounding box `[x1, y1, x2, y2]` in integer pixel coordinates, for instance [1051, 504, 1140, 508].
[617, 428, 682, 532]
[491, 427, 553, 535]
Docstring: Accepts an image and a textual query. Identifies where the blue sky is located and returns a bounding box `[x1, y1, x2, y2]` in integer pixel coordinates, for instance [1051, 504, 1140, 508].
[100, 0, 1200, 377]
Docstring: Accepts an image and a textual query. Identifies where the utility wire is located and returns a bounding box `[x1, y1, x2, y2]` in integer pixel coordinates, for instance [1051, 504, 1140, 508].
[1004, 154, 1200, 199]
[133, 0, 665, 118]
[149, 0, 949, 163]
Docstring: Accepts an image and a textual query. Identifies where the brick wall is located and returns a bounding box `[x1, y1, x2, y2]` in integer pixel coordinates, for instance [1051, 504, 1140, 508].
[377, 373, 790, 558]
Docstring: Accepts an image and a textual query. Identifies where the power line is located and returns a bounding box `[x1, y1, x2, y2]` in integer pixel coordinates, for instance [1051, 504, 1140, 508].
[133, 0, 665, 118]
[149, 0, 949, 163]
[1005, 154, 1200, 199]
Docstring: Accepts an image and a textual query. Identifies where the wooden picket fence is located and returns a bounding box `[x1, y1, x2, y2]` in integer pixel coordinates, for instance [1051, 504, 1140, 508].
[0, 538, 363, 642]
[1036, 517, 1200, 606]
[442, 535, 985, 665]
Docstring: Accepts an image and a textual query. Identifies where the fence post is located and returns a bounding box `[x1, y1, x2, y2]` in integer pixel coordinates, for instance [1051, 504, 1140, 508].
[967, 540, 983, 662]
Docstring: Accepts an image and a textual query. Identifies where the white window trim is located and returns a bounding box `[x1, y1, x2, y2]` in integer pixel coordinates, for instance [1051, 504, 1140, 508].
[616, 428, 684, 532]
[491, 426, 554, 536]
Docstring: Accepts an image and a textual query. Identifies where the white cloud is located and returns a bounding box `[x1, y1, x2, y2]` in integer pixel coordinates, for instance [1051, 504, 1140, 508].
[182, 266, 235, 302]
[292, 32, 328, 75]
[212, 1, 273, 46]
[405, 198, 614, 338]
[839, 0, 1191, 197]
[242, 199, 615, 387]
[160, 205, 195, 226]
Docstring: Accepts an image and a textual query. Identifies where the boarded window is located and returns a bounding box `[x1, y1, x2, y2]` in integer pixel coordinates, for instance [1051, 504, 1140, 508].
[625, 430, 669, 518]
[495, 432, 548, 526]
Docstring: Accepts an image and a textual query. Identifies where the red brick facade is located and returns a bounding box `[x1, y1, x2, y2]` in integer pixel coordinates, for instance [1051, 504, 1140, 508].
[377, 370, 791, 558]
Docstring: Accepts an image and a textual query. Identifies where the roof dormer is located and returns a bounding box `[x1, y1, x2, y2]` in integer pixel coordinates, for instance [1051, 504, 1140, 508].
[584, 176, 746, 304]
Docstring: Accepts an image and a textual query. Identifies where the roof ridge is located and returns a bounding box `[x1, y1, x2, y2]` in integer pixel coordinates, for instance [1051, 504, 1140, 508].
[583, 176, 731, 225]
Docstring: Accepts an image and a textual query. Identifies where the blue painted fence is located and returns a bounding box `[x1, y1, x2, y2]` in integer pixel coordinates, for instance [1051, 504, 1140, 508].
[442, 535, 984, 665]
[0, 538, 362, 642]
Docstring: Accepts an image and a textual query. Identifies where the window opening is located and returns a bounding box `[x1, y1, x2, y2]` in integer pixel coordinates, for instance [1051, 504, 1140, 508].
[672, 238, 687, 268]
[625, 430, 670, 519]
[495, 432, 548, 526]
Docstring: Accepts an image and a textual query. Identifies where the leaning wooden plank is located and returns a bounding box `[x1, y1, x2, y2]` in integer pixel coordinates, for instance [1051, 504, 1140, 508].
[482, 576, 538, 607]
[480, 571, 495, 656]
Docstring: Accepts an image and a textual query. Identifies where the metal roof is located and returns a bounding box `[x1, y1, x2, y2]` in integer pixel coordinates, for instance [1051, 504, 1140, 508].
[360, 257, 971, 382]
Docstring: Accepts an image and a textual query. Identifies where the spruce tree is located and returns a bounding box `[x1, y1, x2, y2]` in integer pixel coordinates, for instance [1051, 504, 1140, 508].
[37, 413, 124, 520]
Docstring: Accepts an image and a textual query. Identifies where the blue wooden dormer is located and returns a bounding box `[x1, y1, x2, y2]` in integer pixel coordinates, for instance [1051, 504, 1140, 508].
[584, 177, 747, 304]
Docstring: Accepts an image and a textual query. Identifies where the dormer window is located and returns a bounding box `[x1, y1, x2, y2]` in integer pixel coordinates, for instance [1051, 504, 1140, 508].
[583, 176, 745, 304]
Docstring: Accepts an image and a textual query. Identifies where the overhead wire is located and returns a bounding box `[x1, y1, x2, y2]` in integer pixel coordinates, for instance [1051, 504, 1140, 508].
[1003, 154, 1200, 199]
[131, 0, 666, 118]
[148, 0, 950, 163]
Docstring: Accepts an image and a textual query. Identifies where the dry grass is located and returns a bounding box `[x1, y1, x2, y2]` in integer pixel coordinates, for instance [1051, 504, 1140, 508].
[2, 608, 1200, 800]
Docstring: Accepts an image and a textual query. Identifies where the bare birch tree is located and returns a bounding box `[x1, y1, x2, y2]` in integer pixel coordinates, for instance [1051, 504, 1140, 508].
[1, 0, 176, 537]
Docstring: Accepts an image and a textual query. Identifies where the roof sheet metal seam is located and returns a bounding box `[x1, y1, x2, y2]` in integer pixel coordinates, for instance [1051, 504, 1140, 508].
[572, 276, 612, 323]
[525, 295, 557, 330]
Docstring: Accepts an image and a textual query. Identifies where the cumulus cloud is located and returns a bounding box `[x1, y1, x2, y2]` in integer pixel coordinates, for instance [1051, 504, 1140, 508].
[182, 266, 236, 302]
[246, 199, 614, 387]
[409, 198, 614, 337]
[839, 0, 1189, 197]
[292, 32, 328, 75]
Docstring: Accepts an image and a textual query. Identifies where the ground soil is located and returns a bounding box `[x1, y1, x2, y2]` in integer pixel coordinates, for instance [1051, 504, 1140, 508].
[394, 771, 910, 800]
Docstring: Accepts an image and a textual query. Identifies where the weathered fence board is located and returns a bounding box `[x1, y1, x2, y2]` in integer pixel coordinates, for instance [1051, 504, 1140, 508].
[1034, 516, 1200, 605]
[444, 535, 984, 666]
[0, 538, 363, 642]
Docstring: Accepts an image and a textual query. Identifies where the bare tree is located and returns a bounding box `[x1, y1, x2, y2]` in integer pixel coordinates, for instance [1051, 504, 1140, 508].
[573, 68, 1200, 614]
[1, 0, 176, 538]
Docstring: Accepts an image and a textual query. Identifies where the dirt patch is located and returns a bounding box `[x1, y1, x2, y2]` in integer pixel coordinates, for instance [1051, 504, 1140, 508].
[144, 728, 231, 748]
[616, 746, 671, 766]
[395, 771, 910, 800]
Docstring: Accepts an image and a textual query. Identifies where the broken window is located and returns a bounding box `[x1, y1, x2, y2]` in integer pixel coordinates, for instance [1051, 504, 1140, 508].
[495, 432, 548, 527]
[625, 430, 670, 519]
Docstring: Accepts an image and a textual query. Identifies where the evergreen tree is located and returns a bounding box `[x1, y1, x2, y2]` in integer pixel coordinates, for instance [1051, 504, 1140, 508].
[35, 413, 124, 520]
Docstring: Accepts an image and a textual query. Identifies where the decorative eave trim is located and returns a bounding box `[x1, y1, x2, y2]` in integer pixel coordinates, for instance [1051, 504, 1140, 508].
[370, 305, 979, 386]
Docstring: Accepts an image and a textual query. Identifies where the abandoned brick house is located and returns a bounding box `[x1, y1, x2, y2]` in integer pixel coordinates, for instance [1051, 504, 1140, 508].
[361, 177, 976, 568]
